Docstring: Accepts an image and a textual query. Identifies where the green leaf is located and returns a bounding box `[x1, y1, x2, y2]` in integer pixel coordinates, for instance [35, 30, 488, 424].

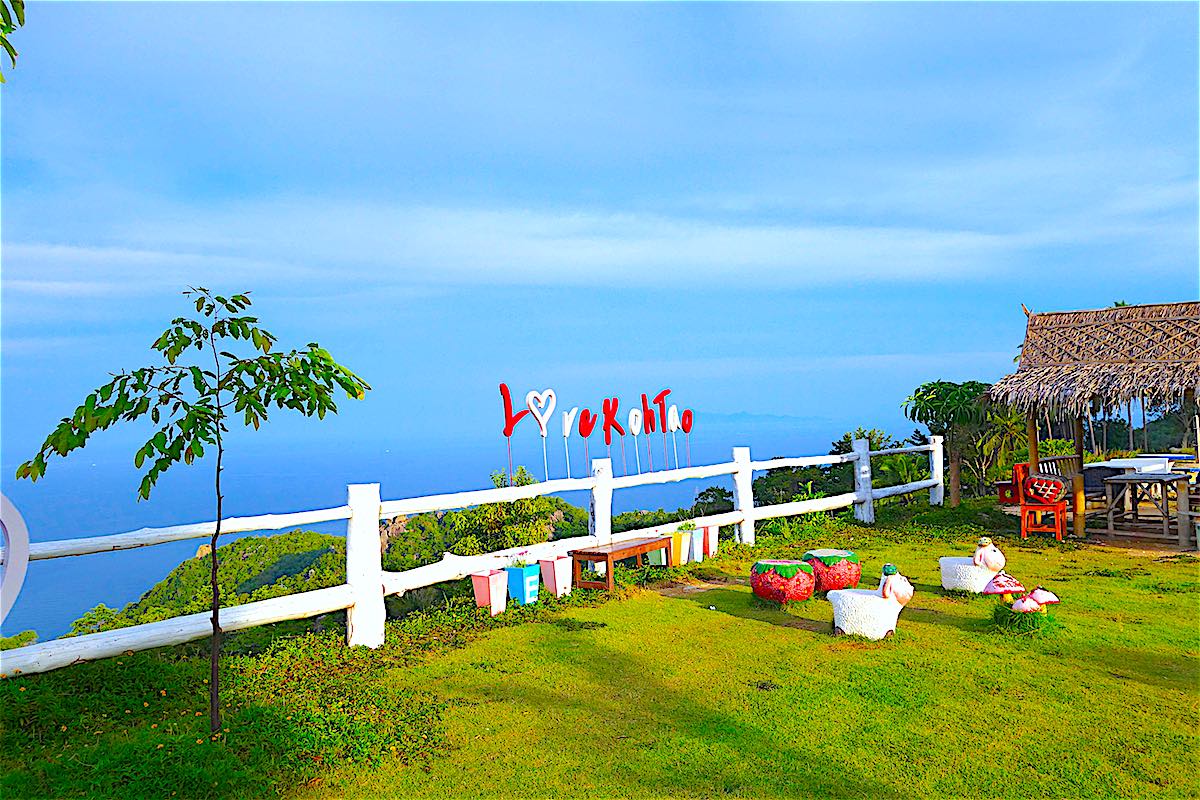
[0, 36, 16, 69]
[190, 366, 207, 394]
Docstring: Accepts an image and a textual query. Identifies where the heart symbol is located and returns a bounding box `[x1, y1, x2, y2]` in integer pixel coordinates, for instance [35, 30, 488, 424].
[524, 389, 556, 438]
[578, 408, 598, 438]
[680, 409, 694, 434]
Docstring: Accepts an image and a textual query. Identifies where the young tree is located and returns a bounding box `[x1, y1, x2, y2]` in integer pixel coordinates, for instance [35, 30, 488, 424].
[16, 288, 370, 732]
[902, 380, 989, 507]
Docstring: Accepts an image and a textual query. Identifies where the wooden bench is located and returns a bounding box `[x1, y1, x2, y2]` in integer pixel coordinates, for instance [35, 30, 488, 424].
[569, 537, 673, 591]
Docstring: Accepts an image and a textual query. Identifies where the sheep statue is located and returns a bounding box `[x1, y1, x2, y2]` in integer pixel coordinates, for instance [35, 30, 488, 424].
[939, 536, 1006, 593]
[828, 563, 914, 640]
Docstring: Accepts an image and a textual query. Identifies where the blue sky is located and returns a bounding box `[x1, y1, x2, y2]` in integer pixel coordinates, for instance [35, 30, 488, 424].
[3, 1, 1198, 504]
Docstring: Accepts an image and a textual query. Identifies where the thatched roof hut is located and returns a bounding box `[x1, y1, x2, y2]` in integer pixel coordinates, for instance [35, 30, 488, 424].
[989, 301, 1200, 415]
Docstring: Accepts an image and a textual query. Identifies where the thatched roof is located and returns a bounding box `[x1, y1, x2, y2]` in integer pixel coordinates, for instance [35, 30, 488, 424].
[989, 301, 1200, 415]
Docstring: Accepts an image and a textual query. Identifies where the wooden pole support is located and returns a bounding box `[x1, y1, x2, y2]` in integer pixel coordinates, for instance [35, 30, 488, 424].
[1026, 413, 1040, 472]
[346, 483, 386, 649]
[731, 447, 755, 545]
[851, 438, 875, 524]
[1176, 476, 1192, 550]
[928, 435, 945, 506]
[1073, 416, 1087, 539]
[589, 458, 614, 546]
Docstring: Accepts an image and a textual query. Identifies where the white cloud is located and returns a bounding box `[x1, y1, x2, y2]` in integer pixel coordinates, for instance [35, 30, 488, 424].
[540, 351, 1017, 386]
[5, 184, 1194, 304]
[0, 200, 1068, 297]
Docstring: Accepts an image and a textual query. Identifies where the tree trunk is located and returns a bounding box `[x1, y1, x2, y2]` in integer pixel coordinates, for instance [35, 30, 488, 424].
[1087, 412, 1097, 454]
[1141, 396, 1148, 451]
[1102, 417, 1108, 453]
[1126, 402, 1134, 450]
[210, 443, 223, 733]
[948, 442, 962, 508]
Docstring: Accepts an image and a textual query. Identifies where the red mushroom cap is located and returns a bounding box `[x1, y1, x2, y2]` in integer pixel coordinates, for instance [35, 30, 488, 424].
[1011, 596, 1042, 613]
[983, 572, 1026, 596]
[1027, 586, 1060, 605]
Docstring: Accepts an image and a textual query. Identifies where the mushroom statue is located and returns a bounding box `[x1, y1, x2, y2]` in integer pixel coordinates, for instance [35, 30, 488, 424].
[982, 572, 1026, 603]
[1012, 586, 1060, 614]
[828, 563, 914, 640]
[939, 536, 1007, 593]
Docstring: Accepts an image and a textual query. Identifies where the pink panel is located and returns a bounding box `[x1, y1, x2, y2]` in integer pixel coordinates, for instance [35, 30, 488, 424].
[471, 569, 508, 616]
[539, 555, 572, 597]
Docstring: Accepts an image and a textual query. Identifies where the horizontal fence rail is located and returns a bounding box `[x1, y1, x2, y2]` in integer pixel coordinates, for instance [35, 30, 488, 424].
[0, 506, 354, 564]
[868, 444, 935, 456]
[379, 476, 597, 520]
[749, 453, 858, 471]
[1, 435, 943, 677]
[1, 585, 354, 677]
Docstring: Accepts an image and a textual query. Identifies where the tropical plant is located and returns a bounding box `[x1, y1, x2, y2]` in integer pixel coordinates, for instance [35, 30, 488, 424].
[873, 454, 927, 502]
[977, 405, 1028, 470]
[0, 0, 23, 83]
[902, 380, 990, 507]
[444, 467, 583, 556]
[692, 486, 734, 516]
[16, 288, 370, 732]
[830, 427, 898, 454]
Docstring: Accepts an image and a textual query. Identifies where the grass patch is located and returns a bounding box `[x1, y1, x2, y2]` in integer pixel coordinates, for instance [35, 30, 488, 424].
[991, 603, 1063, 636]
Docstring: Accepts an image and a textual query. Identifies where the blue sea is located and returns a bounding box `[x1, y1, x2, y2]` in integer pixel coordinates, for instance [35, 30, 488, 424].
[1, 415, 836, 641]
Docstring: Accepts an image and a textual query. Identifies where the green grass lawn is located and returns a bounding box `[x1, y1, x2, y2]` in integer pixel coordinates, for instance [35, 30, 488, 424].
[298, 538, 1198, 798]
[4, 502, 1199, 799]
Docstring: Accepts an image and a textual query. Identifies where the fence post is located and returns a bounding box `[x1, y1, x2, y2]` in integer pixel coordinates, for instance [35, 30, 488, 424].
[346, 483, 386, 648]
[928, 435, 945, 506]
[852, 438, 875, 523]
[589, 458, 613, 545]
[732, 446, 755, 545]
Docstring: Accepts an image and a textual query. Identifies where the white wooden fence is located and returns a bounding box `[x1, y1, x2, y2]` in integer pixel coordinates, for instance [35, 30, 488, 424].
[0, 436, 943, 677]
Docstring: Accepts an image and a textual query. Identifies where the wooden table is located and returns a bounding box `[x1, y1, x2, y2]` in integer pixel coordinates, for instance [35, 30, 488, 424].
[569, 537, 672, 591]
[1103, 473, 1194, 548]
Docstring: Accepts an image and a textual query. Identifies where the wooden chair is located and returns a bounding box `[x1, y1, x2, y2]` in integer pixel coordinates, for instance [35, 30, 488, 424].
[1020, 472, 1069, 542]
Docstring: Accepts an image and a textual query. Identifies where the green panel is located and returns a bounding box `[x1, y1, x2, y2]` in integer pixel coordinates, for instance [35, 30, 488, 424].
[752, 560, 813, 578]
[801, 549, 859, 566]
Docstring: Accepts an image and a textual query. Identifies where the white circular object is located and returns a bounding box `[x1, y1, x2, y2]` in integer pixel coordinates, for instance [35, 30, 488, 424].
[628, 408, 643, 437]
[1, 493, 31, 626]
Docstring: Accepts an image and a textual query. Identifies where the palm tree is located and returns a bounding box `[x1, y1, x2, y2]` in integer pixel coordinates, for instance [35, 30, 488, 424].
[902, 380, 990, 507]
[978, 405, 1028, 468]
